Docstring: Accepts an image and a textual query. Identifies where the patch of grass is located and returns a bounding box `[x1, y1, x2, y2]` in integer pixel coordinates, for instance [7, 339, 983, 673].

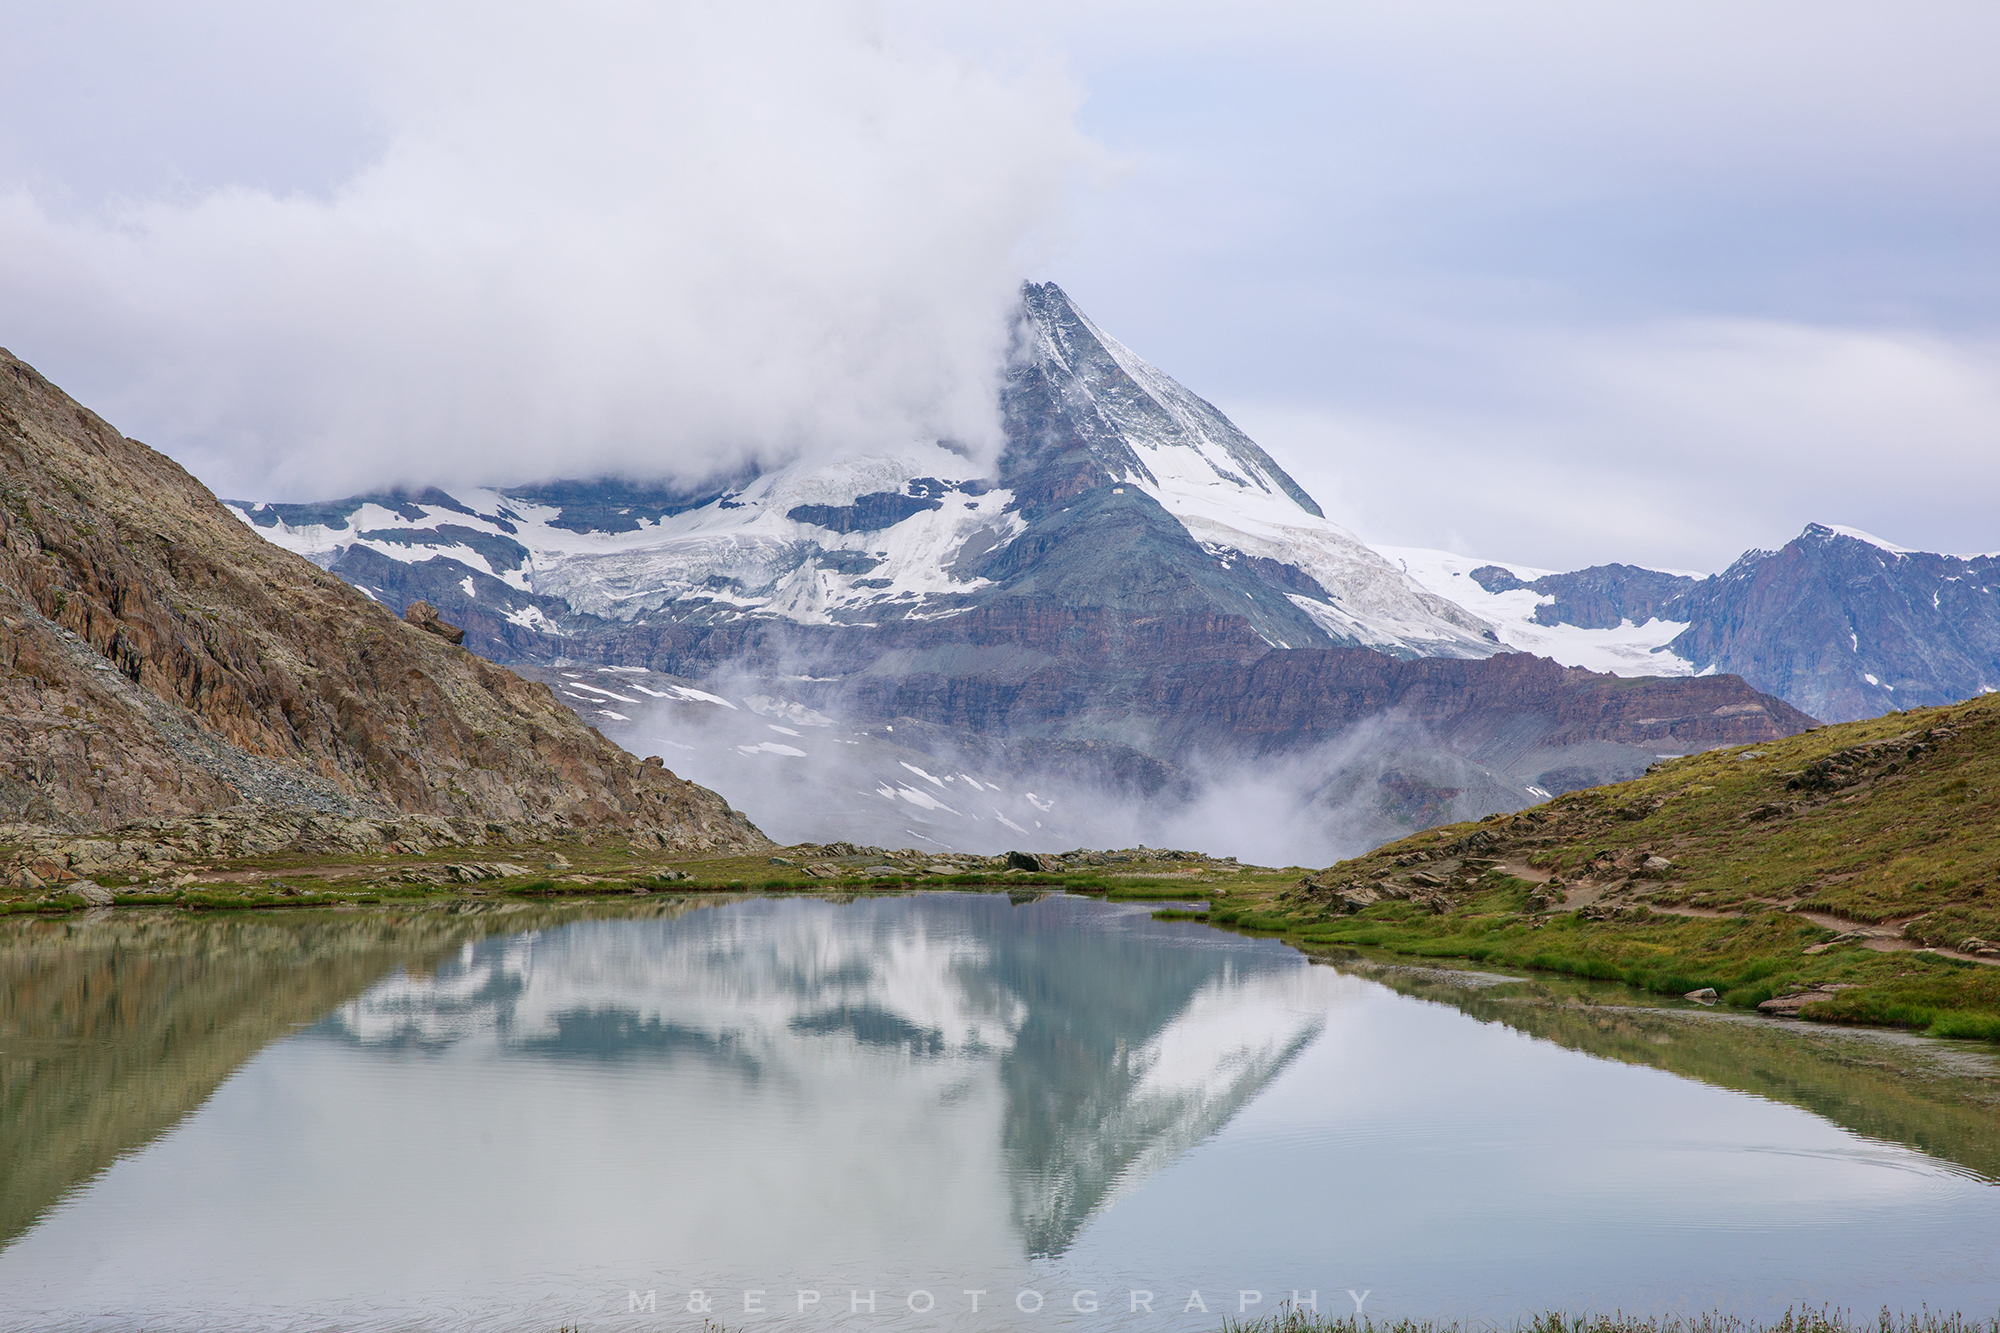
[1219, 1307, 1997, 1333]
[1210, 908, 1297, 932]
[1796, 964, 2000, 1038]
[1103, 884, 1216, 900]
[1214, 694, 2000, 1040]
[1902, 903, 2000, 950]
[1288, 905, 1955, 1009]
[1927, 1011, 2000, 1041]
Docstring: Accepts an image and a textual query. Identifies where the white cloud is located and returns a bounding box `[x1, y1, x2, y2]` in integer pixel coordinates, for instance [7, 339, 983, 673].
[6, 0, 1997, 578]
[0, 1, 1091, 499]
[1236, 318, 2000, 572]
[987, 0, 2000, 570]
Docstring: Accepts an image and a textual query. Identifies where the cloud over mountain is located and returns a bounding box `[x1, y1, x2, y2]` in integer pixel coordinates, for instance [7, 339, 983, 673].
[0, 1, 1091, 498]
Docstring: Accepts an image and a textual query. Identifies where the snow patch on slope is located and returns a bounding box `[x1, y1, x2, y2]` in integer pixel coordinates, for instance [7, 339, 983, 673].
[1376, 546, 1699, 677]
[519, 442, 1021, 623]
[1824, 525, 1915, 555]
[1025, 297, 1497, 658]
[1179, 511, 1497, 656]
[230, 438, 1026, 630]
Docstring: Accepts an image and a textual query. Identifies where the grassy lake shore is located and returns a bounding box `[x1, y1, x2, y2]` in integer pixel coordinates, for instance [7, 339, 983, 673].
[1220, 1311, 2000, 1333]
[8, 694, 1999, 1047]
[1197, 692, 2000, 1043]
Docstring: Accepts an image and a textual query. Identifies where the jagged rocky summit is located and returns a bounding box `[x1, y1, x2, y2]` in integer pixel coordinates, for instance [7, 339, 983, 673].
[227, 283, 1813, 853]
[233, 282, 1499, 660]
[1386, 524, 2000, 724]
[0, 348, 767, 874]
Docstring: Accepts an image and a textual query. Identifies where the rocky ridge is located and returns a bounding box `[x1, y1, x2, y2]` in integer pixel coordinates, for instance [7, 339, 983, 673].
[0, 348, 766, 876]
[217, 287, 1823, 851]
[1407, 524, 2000, 723]
[233, 282, 1499, 662]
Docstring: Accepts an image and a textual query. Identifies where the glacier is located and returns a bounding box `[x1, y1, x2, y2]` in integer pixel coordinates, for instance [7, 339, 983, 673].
[232, 283, 1500, 661]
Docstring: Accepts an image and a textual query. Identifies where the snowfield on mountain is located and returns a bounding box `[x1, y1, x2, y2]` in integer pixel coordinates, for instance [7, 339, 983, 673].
[1377, 545, 1702, 678]
[232, 283, 1501, 660]
[222, 284, 1833, 857]
[1385, 525, 2000, 722]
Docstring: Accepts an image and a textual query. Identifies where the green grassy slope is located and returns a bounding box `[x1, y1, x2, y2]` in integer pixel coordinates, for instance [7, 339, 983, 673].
[1208, 693, 2000, 1040]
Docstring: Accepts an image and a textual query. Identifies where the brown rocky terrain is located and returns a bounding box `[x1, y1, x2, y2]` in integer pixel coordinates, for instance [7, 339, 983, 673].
[534, 607, 1811, 756]
[0, 349, 766, 879]
[1132, 648, 1816, 754]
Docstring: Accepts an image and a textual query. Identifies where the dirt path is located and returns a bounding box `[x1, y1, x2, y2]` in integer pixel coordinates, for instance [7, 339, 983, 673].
[1657, 903, 1999, 967]
[1496, 859, 1998, 967]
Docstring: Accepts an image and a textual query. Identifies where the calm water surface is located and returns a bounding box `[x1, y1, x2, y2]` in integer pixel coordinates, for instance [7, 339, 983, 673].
[2, 892, 1998, 1331]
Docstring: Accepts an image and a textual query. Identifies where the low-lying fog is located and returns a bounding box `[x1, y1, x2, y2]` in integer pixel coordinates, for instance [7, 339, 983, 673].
[529, 664, 1532, 866]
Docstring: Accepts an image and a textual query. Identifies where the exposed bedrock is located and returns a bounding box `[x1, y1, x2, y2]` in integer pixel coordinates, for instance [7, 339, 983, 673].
[0, 348, 765, 852]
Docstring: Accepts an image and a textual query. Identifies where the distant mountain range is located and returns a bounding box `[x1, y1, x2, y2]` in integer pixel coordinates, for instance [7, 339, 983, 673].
[1386, 524, 1999, 724]
[226, 283, 1867, 856]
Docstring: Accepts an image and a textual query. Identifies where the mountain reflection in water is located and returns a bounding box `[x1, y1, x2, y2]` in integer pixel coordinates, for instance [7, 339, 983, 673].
[7, 893, 2000, 1331]
[312, 892, 1326, 1257]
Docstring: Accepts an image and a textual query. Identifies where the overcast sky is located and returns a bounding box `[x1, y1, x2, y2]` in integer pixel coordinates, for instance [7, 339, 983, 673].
[4, 1, 1997, 571]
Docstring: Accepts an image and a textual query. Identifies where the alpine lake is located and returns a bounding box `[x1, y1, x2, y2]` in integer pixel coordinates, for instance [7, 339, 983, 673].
[3, 890, 1998, 1332]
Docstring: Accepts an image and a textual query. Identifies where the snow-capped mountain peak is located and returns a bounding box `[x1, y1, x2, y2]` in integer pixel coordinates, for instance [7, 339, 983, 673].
[1015, 282, 1325, 523]
[234, 281, 1502, 660]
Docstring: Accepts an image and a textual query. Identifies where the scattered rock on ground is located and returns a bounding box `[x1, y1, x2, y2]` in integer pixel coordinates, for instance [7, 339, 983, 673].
[1757, 983, 1859, 1015]
[402, 600, 466, 646]
[399, 862, 530, 885]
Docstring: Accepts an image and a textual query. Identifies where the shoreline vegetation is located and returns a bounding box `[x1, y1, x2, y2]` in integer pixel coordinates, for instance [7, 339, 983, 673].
[6, 694, 1996, 1045]
[1213, 691, 2000, 1044]
[1219, 1312, 2000, 1333]
[646, 1312, 2000, 1333]
[667, 1310, 2000, 1333]
[0, 829, 1259, 919]
[0, 856, 1235, 917]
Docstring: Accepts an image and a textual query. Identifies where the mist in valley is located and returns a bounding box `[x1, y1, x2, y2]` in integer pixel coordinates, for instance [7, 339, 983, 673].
[543, 663, 1528, 867]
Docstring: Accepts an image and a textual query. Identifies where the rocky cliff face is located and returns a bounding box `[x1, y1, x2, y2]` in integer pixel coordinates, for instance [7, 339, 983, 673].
[1670, 525, 1999, 722]
[1450, 525, 2000, 723]
[210, 286, 1827, 853]
[232, 282, 1501, 663]
[519, 603, 1811, 857]
[1470, 562, 1698, 631]
[1132, 649, 1813, 757]
[0, 349, 764, 851]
